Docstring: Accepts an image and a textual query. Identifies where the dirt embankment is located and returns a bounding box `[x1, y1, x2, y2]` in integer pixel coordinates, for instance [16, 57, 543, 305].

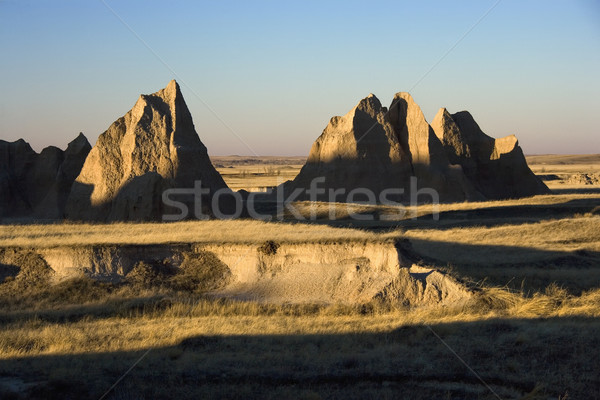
[0, 241, 471, 306]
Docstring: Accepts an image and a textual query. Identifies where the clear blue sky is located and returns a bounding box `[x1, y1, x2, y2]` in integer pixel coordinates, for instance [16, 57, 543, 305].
[1, 0, 599, 155]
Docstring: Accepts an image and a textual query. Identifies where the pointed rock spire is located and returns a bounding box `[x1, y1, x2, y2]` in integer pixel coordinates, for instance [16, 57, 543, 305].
[285, 93, 413, 202]
[66, 80, 228, 221]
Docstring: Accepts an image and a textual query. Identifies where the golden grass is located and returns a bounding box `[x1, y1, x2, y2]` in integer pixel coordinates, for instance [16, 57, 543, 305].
[2, 192, 597, 248]
[283, 193, 600, 224]
[0, 220, 390, 248]
[0, 285, 598, 358]
[398, 192, 599, 218]
[400, 214, 600, 292]
[526, 154, 600, 173]
[402, 216, 600, 254]
[1, 156, 599, 398]
[1, 270, 598, 398]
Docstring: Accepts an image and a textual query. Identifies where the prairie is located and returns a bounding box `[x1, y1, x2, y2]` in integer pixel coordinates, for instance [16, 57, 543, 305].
[0, 219, 384, 247]
[211, 155, 305, 192]
[0, 155, 599, 399]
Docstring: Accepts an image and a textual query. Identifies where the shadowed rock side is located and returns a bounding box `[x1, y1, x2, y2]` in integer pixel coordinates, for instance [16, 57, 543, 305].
[387, 93, 483, 202]
[284, 92, 547, 203]
[431, 108, 550, 199]
[0, 133, 91, 219]
[65, 80, 229, 222]
[284, 94, 414, 202]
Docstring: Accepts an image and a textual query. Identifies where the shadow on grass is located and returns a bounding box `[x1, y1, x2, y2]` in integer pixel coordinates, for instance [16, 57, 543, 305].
[404, 197, 600, 230]
[0, 295, 170, 325]
[274, 195, 600, 231]
[550, 187, 600, 195]
[400, 238, 600, 293]
[0, 316, 597, 400]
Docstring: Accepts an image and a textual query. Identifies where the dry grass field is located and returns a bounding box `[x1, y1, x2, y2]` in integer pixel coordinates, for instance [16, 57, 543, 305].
[527, 154, 600, 191]
[0, 220, 384, 247]
[211, 156, 305, 192]
[0, 155, 599, 399]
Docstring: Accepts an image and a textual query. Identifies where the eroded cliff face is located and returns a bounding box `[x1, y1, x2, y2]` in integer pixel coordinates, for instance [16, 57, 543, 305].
[288, 94, 413, 203]
[0, 241, 471, 307]
[285, 92, 548, 203]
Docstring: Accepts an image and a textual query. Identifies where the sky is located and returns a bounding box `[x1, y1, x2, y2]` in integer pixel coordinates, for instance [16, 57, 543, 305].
[0, 0, 599, 156]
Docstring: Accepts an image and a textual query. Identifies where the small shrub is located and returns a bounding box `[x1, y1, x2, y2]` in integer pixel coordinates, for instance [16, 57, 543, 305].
[0, 251, 56, 306]
[169, 251, 231, 293]
[125, 261, 172, 288]
[258, 240, 279, 256]
[467, 287, 521, 312]
[39, 277, 116, 304]
[5, 250, 54, 288]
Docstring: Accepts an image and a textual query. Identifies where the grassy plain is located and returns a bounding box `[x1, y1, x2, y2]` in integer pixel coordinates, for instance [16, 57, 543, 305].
[0, 220, 384, 247]
[211, 155, 305, 192]
[0, 154, 599, 399]
[210, 154, 600, 192]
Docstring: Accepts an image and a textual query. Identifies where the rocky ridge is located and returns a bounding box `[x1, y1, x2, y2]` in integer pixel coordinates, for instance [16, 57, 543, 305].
[285, 92, 548, 202]
[0, 133, 91, 219]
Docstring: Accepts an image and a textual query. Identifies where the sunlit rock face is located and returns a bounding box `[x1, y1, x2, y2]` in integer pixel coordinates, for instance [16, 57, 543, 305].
[65, 80, 228, 222]
[287, 94, 415, 202]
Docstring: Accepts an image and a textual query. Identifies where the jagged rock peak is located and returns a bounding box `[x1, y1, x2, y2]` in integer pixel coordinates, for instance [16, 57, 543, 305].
[66, 132, 91, 152]
[65, 80, 227, 222]
[431, 106, 550, 199]
[287, 91, 548, 203]
[348, 93, 383, 118]
[141, 79, 182, 104]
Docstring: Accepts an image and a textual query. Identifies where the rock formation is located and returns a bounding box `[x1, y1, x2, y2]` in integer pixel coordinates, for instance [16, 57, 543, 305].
[431, 108, 550, 199]
[284, 92, 548, 203]
[65, 80, 229, 221]
[387, 93, 483, 202]
[285, 94, 413, 202]
[2, 84, 549, 220]
[0, 133, 91, 219]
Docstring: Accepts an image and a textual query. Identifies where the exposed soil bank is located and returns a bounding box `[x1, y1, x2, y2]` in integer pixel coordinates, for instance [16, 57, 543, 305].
[0, 241, 471, 306]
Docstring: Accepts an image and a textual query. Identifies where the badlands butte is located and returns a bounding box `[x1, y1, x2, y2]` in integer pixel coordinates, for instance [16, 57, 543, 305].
[1, 80, 549, 222]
